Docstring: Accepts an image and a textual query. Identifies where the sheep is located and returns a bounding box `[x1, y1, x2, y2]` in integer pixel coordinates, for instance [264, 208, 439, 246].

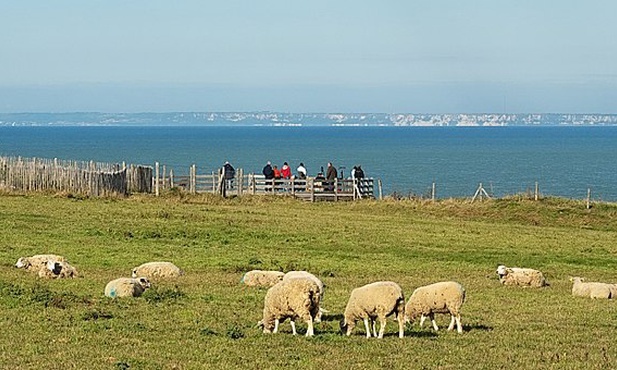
[37, 260, 78, 279]
[104, 277, 151, 298]
[283, 271, 327, 322]
[241, 270, 284, 287]
[132, 261, 183, 279]
[341, 281, 405, 339]
[570, 277, 616, 299]
[260, 278, 321, 336]
[15, 254, 67, 271]
[496, 264, 548, 287]
[405, 281, 466, 334]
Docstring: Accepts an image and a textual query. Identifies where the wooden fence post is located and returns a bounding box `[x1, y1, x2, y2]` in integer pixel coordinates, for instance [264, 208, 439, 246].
[586, 188, 591, 209]
[310, 178, 315, 202]
[432, 182, 436, 201]
[155, 162, 160, 196]
[535, 182, 539, 201]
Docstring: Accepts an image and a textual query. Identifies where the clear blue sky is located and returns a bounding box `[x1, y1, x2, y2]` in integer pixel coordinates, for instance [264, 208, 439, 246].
[1, 1, 615, 113]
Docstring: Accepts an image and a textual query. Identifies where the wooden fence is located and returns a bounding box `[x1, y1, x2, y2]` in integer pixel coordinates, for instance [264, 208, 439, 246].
[154, 164, 378, 201]
[0, 156, 152, 196]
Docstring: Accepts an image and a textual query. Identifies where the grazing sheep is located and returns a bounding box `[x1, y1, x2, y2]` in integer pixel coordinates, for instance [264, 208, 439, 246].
[341, 281, 405, 339]
[496, 264, 548, 287]
[15, 254, 67, 270]
[105, 277, 151, 298]
[260, 278, 321, 336]
[132, 261, 183, 279]
[570, 277, 615, 299]
[283, 271, 327, 322]
[37, 260, 78, 279]
[241, 270, 284, 287]
[405, 281, 466, 334]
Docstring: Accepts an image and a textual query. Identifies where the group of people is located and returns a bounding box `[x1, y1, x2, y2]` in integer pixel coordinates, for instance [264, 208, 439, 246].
[222, 161, 366, 192]
[262, 161, 308, 180]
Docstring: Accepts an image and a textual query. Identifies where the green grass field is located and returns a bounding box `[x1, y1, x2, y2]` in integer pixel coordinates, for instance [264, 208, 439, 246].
[1, 192, 617, 369]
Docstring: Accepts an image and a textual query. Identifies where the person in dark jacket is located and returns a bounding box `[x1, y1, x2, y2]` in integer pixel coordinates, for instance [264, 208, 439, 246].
[223, 161, 235, 189]
[262, 161, 274, 179]
[262, 161, 274, 192]
[325, 162, 337, 191]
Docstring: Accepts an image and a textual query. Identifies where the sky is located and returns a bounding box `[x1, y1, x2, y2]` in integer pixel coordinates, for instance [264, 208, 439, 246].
[0, 1, 616, 113]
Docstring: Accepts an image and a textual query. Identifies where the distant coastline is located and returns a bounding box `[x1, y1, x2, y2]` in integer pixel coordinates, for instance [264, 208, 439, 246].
[1, 112, 617, 127]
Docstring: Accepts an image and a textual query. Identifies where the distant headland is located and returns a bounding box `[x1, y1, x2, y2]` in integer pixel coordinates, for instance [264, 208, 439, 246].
[1, 112, 616, 127]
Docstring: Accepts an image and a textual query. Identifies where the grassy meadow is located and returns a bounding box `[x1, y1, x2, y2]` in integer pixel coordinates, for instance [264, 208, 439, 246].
[1, 191, 617, 369]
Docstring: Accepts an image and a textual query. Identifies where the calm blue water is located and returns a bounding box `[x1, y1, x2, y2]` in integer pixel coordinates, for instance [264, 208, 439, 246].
[1, 126, 616, 201]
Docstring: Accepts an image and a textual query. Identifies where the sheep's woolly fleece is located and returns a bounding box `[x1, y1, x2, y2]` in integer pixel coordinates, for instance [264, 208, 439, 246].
[405, 281, 466, 333]
[342, 281, 405, 339]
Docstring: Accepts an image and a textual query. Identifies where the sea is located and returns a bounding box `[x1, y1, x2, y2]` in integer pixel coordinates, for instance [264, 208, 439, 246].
[1, 125, 616, 201]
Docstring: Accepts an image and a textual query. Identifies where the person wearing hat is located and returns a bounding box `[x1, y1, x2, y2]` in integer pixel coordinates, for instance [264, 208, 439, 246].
[262, 161, 274, 192]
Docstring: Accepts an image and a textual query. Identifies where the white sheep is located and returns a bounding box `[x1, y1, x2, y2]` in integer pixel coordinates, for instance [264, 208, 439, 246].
[341, 281, 405, 339]
[260, 278, 321, 336]
[132, 261, 183, 279]
[570, 277, 616, 299]
[241, 270, 284, 287]
[37, 260, 78, 279]
[15, 254, 67, 271]
[496, 264, 548, 287]
[283, 271, 327, 322]
[104, 277, 151, 298]
[405, 281, 466, 334]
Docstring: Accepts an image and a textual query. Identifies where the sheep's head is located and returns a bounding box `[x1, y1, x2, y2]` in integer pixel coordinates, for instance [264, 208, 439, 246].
[405, 309, 422, 324]
[339, 319, 354, 335]
[15, 257, 30, 269]
[137, 277, 151, 290]
[259, 318, 275, 333]
[496, 265, 508, 278]
[570, 277, 584, 283]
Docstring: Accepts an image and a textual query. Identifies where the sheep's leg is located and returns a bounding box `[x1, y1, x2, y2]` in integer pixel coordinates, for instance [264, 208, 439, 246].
[455, 315, 463, 333]
[397, 314, 405, 338]
[363, 318, 371, 338]
[430, 314, 439, 331]
[290, 320, 297, 335]
[447, 315, 455, 331]
[273, 319, 279, 334]
[305, 318, 314, 337]
[419, 315, 426, 328]
[372, 319, 377, 338]
[377, 316, 386, 339]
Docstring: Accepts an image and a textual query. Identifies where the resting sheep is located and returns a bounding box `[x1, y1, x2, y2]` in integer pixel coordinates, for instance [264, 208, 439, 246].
[15, 254, 67, 271]
[341, 281, 405, 339]
[241, 270, 284, 287]
[260, 278, 321, 336]
[105, 277, 151, 298]
[570, 277, 616, 299]
[496, 265, 547, 287]
[283, 271, 327, 322]
[405, 281, 466, 334]
[132, 261, 183, 279]
[37, 260, 78, 279]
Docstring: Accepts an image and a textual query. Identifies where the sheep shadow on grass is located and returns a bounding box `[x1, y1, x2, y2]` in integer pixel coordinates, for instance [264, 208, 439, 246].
[322, 313, 344, 322]
[463, 323, 493, 332]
